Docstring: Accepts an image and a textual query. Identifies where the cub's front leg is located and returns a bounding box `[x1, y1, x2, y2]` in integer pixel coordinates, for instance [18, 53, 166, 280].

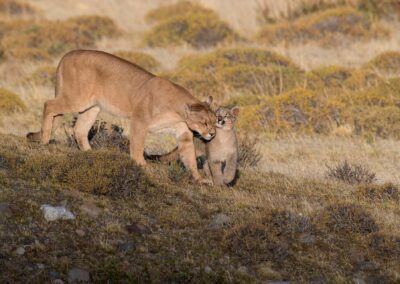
[209, 160, 224, 186]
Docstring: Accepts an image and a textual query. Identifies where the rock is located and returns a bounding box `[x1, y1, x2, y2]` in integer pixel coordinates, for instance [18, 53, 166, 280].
[68, 267, 90, 283]
[125, 222, 151, 235]
[52, 280, 64, 284]
[0, 203, 11, 216]
[237, 266, 248, 274]
[15, 247, 25, 256]
[49, 271, 60, 279]
[209, 213, 231, 229]
[75, 229, 85, 237]
[118, 242, 135, 253]
[40, 205, 75, 221]
[299, 233, 315, 244]
[353, 278, 366, 284]
[79, 202, 102, 218]
[204, 266, 212, 274]
[36, 263, 45, 269]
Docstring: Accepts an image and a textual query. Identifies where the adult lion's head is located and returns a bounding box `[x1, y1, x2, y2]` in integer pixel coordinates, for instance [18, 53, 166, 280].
[185, 96, 217, 140]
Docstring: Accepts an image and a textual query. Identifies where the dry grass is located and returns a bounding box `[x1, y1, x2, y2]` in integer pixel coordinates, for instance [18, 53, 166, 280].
[0, 133, 399, 282]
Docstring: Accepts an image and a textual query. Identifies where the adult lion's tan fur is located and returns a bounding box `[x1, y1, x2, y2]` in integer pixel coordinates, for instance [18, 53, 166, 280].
[27, 50, 216, 182]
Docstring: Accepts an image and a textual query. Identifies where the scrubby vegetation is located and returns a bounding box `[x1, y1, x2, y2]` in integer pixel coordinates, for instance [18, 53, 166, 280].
[0, 15, 120, 61]
[365, 51, 400, 76]
[257, 7, 388, 46]
[0, 134, 399, 283]
[143, 2, 240, 48]
[113, 51, 160, 72]
[326, 160, 376, 184]
[0, 0, 35, 16]
[0, 88, 26, 113]
[165, 48, 304, 98]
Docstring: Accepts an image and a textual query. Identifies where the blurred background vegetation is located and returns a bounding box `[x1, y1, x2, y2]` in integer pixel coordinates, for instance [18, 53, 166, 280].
[0, 0, 399, 142]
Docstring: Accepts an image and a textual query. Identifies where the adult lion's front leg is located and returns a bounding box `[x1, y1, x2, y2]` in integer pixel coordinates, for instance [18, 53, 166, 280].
[177, 131, 211, 184]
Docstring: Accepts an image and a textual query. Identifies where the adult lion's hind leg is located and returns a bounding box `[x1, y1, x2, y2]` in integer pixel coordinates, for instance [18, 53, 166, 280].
[73, 106, 100, 151]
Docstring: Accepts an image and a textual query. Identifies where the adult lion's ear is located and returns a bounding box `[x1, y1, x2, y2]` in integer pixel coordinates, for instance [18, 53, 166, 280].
[231, 106, 239, 117]
[204, 96, 213, 106]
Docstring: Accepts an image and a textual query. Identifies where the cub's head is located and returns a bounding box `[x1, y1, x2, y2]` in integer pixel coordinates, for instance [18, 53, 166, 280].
[185, 96, 217, 141]
[216, 106, 239, 130]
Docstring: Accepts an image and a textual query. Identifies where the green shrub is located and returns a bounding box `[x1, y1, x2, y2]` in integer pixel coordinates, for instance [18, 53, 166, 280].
[0, 88, 26, 113]
[258, 7, 388, 46]
[29, 65, 56, 86]
[260, 88, 340, 134]
[174, 48, 304, 96]
[145, 1, 215, 23]
[113, 51, 160, 72]
[17, 150, 149, 197]
[143, 12, 240, 48]
[0, 0, 35, 16]
[306, 65, 353, 89]
[364, 51, 400, 76]
[1, 16, 120, 59]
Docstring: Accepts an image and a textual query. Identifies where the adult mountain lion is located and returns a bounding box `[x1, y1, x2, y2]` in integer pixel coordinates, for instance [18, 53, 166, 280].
[27, 50, 217, 183]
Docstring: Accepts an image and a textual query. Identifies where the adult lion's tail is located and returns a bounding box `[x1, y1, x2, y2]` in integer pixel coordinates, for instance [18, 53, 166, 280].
[146, 146, 179, 162]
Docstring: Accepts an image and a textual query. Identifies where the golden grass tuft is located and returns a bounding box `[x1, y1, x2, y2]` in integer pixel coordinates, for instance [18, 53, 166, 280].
[0, 0, 35, 16]
[364, 51, 400, 77]
[167, 47, 304, 98]
[5, 47, 51, 62]
[0, 88, 26, 113]
[0, 16, 121, 60]
[306, 65, 353, 89]
[257, 7, 389, 46]
[143, 11, 240, 48]
[113, 51, 160, 72]
[145, 1, 215, 24]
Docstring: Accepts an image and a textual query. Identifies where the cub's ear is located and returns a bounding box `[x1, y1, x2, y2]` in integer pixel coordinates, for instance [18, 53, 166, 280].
[231, 106, 239, 117]
[204, 96, 213, 106]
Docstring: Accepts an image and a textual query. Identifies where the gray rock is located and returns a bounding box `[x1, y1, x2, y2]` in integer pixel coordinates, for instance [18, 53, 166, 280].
[209, 213, 231, 229]
[237, 266, 248, 274]
[41, 205, 75, 221]
[68, 267, 90, 283]
[49, 271, 60, 279]
[36, 263, 45, 269]
[52, 279, 64, 284]
[353, 278, 366, 284]
[15, 247, 25, 256]
[75, 229, 85, 237]
[299, 233, 315, 244]
[79, 202, 102, 218]
[204, 266, 212, 274]
[118, 242, 136, 253]
[0, 203, 11, 217]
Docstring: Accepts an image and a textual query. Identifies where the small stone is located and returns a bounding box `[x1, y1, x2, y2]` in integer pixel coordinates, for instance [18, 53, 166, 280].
[209, 213, 231, 229]
[15, 247, 25, 256]
[137, 245, 148, 253]
[118, 242, 135, 253]
[0, 203, 11, 216]
[68, 267, 90, 283]
[204, 266, 212, 274]
[353, 278, 366, 284]
[41, 205, 75, 221]
[79, 202, 102, 218]
[49, 271, 60, 279]
[237, 266, 248, 274]
[299, 233, 315, 244]
[75, 229, 85, 237]
[125, 222, 151, 235]
[37, 263, 45, 269]
[52, 280, 64, 284]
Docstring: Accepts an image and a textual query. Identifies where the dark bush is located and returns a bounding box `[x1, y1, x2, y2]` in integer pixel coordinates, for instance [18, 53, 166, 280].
[237, 137, 262, 168]
[326, 160, 376, 184]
